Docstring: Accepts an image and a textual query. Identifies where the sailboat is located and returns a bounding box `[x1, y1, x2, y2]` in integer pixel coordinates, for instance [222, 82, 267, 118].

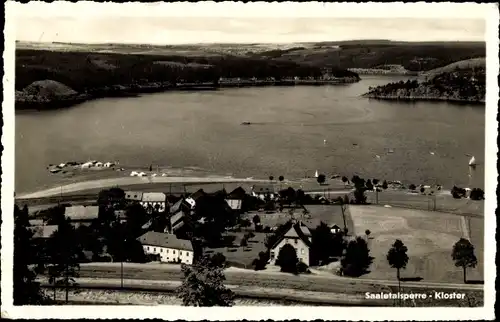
[315, 170, 319, 178]
[468, 156, 477, 167]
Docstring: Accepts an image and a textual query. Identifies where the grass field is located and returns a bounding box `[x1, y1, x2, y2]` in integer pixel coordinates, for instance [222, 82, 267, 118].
[206, 232, 268, 268]
[349, 206, 484, 284]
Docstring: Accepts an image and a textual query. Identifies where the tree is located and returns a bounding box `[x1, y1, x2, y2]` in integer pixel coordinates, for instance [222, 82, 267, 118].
[252, 214, 261, 227]
[353, 187, 367, 204]
[278, 175, 284, 182]
[365, 179, 374, 191]
[311, 222, 335, 265]
[452, 238, 478, 283]
[386, 239, 409, 292]
[13, 205, 49, 305]
[420, 187, 426, 194]
[382, 180, 388, 190]
[341, 237, 373, 277]
[252, 251, 269, 271]
[341, 176, 349, 187]
[269, 175, 274, 181]
[97, 187, 126, 209]
[46, 217, 82, 303]
[177, 255, 235, 306]
[470, 188, 484, 200]
[365, 229, 371, 239]
[372, 179, 379, 186]
[317, 174, 326, 185]
[408, 184, 417, 191]
[240, 237, 248, 247]
[276, 244, 299, 274]
[209, 252, 227, 269]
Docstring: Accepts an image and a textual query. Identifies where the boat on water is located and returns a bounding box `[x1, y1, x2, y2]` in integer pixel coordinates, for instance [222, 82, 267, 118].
[469, 156, 477, 166]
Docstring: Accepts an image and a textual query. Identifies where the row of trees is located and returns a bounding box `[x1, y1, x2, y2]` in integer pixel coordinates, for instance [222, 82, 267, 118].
[387, 237, 478, 293]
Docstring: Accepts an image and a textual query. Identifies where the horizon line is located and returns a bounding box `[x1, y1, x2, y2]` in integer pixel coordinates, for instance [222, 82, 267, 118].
[16, 39, 487, 47]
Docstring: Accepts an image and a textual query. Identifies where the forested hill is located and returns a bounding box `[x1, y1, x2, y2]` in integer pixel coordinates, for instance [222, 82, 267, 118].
[253, 41, 485, 72]
[363, 60, 486, 103]
[15, 49, 358, 92]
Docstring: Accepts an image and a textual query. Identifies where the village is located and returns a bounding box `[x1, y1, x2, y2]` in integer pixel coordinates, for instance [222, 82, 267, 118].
[20, 172, 484, 290]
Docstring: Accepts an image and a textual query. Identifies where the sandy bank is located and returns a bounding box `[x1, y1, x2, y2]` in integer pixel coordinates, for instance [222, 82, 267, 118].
[16, 176, 270, 199]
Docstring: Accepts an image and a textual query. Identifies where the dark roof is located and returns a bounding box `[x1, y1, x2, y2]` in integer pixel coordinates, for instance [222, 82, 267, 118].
[271, 221, 312, 249]
[211, 189, 227, 197]
[252, 184, 276, 194]
[137, 231, 193, 251]
[29, 225, 58, 238]
[227, 187, 247, 199]
[189, 189, 207, 201]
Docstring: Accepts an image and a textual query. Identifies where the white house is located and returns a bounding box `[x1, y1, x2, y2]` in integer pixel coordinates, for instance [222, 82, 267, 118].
[185, 189, 207, 208]
[225, 187, 246, 211]
[141, 192, 167, 213]
[251, 184, 277, 200]
[137, 231, 194, 264]
[330, 224, 342, 234]
[269, 221, 312, 266]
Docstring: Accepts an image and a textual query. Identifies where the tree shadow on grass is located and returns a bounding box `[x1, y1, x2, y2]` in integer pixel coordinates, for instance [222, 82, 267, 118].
[400, 276, 423, 282]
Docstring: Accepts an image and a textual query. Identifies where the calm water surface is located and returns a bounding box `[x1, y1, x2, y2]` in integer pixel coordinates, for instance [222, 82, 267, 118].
[15, 76, 485, 193]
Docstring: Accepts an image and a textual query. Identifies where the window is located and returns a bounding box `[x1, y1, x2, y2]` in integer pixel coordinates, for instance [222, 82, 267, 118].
[301, 249, 305, 255]
[166, 249, 169, 253]
[270, 252, 275, 260]
[294, 239, 298, 244]
[180, 251, 183, 256]
[153, 248, 156, 252]
[173, 250, 176, 254]
[160, 248, 163, 253]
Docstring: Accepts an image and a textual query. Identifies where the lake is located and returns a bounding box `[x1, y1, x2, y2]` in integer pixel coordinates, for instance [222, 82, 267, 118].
[15, 76, 485, 194]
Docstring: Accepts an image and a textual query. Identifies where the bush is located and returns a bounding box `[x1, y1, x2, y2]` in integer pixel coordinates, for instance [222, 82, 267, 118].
[252, 251, 269, 271]
[239, 218, 252, 228]
[451, 186, 467, 199]
[296, 261, 309, 274]
[469, 188, 484, 200]
[209, 252, 227, 268]
[276, 244, 299, 274]
[408, 184, 416, 191]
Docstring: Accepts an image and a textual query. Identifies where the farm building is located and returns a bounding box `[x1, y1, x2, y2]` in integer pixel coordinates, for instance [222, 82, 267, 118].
[64, 205, 99, 221]
[141, 192, 167, 213]
[225, 187, 246, 211]
[269, 221, 312, 266]
[185, 189, 207, 208]
[251, 184, 277, 200]
[137, 231, 194, 264]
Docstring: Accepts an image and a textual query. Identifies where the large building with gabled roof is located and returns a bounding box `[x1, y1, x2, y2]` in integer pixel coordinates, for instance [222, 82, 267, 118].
[269, 221, 313, 266]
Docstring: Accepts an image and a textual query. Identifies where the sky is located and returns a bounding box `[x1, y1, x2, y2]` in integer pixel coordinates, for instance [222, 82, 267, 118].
[11, 3, 488, 45]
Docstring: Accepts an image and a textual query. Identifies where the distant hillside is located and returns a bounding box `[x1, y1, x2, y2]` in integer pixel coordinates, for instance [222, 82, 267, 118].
[419, 57, 486, 81]
[251, 41, 485, 72]
[363, 59, 486, 103]
[15, 48, 359, 109]
[17, 40, 486, 73]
